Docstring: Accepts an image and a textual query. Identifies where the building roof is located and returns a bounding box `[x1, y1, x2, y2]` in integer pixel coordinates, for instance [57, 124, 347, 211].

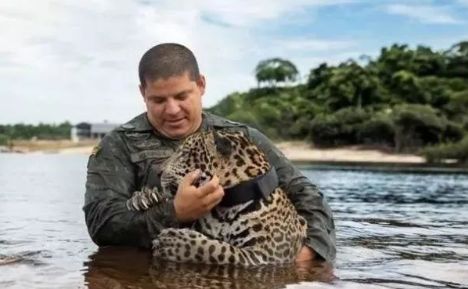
[90, 122, 120, 134]
[75, 122, 91, 129]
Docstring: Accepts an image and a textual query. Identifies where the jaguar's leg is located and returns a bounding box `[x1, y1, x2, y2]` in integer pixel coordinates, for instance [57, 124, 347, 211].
[126, 187, 165, 211]
[152, 228, 271, 266]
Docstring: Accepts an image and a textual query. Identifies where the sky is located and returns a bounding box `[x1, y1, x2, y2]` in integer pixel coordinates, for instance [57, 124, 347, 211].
[1, 0, 467, 124]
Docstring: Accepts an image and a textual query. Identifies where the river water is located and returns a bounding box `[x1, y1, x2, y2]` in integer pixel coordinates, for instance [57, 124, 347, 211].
[0, 153, 467, 289]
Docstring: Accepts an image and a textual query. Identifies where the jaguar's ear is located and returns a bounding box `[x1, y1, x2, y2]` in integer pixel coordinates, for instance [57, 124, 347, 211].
[213, 131, 232, 157]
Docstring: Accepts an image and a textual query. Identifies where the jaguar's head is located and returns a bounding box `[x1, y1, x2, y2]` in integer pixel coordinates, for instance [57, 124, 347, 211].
[160, 130, 270, 194]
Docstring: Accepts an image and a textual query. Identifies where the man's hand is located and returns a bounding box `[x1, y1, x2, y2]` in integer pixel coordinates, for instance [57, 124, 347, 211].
[295, 246, 317, 262]
[173, 170, 224, 222]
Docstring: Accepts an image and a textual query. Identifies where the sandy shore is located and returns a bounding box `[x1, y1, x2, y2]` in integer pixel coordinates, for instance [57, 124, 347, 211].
[33, 141, 425, 163]
[276, 142, 425, 163]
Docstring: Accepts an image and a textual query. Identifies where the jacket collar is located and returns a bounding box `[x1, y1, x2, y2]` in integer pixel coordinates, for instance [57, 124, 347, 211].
[123, 112, 211, 135]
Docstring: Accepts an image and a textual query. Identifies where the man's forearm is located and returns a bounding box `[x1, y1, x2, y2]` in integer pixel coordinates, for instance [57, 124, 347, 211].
[290, 177, 336, 262]
[84, 194, 179, 248]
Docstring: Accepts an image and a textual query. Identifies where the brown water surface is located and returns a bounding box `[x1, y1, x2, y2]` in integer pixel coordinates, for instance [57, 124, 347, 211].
[0, 154, 467, 288]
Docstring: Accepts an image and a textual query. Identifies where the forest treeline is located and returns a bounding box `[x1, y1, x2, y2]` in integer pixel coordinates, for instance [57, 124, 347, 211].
[2, 41, 467, 163]
[0, 122, 72, 145]
[208, 41, 468, 163]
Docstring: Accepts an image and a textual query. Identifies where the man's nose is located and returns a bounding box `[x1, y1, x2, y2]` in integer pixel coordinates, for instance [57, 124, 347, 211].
[165, 98, 181, 115]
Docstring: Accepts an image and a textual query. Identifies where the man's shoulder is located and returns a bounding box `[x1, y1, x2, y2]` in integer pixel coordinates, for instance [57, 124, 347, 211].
[99, 113, 153, 148]
[204, 112, 250, 129]
[115, 113, 153, 133]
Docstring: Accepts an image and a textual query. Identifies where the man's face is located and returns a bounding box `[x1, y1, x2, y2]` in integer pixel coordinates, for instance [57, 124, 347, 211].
[140, 71, 205, 139]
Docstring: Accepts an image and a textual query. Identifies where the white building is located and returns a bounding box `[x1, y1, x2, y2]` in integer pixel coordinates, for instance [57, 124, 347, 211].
[71, 122, 120, 142]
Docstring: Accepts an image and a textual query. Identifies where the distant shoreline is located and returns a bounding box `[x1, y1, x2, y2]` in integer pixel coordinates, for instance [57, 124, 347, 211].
[2, 139, 424, 163]
[276, 141, 425, 164]
[3, 140, 467, 172]
[53, 143, 428, 164]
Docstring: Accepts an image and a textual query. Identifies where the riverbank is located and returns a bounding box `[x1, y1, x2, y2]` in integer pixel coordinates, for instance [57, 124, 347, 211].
[276, 141, 425, 163]
[0, 140, 97, 154]
[2, 139, 428, 164]
[63, 144, 427, 164]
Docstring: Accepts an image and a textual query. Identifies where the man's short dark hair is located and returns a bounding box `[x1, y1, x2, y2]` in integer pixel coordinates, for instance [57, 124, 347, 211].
[138, 43, 200, 87]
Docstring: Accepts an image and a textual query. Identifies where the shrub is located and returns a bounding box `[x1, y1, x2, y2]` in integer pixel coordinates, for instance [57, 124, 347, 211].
[443, 122, 465, 143]
[422, 136, 468, 164]
[0, 134, 9, 146]
[309, 107, 370, 146]
[392, 104, 446, 152]
[289, 116, 312, 139]
[309, 114, 341, 146]
[357, 116, 396, 146]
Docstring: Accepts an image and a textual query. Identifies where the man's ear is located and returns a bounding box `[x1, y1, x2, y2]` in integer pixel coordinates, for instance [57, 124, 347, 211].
[139, 84, 145, 99]
[197, 74, 206, 96]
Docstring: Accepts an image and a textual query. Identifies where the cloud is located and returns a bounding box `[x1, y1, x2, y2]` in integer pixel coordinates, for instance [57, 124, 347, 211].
[6, 0, 465, 124]
[282, 39, 355, 52]
[0, 0, 362, 123]
[194, 0, 358, 27]
[385, 4, 462, 24]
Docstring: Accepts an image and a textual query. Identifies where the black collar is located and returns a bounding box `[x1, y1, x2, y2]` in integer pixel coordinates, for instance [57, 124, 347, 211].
[218, 168, 278, 207]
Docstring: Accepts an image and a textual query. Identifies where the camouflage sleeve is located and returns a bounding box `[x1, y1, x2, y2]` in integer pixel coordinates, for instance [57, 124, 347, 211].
[83, 132, 179, 248]
[247, 128, 336, 262]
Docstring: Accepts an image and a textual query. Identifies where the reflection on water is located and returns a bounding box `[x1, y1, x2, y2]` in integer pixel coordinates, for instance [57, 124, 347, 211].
[84, 247, 334, 289]
[0, 154, 467, 288]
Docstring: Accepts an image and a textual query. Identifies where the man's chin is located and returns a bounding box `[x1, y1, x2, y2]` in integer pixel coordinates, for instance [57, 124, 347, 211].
[161, 126, 190, 139]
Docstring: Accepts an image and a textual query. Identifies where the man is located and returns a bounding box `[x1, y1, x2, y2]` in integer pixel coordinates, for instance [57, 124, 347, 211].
[84, 43, 336, 263]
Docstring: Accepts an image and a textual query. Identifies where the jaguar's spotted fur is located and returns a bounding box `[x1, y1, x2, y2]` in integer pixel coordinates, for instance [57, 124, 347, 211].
[129, 130, 307, 266]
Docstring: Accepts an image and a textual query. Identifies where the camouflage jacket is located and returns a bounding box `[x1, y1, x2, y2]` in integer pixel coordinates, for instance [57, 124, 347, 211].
[84, 112, 336, 262]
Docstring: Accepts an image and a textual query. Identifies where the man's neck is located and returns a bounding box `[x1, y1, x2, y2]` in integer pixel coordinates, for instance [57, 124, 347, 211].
[146, 113, 205, 140]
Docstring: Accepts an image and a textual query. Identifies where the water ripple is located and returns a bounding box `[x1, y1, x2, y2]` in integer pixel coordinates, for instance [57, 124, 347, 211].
[1, 155, 467, 288]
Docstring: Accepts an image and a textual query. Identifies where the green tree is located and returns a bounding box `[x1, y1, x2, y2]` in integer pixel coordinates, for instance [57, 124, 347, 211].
[307, 63, 331, 89]
[207, 40, 468, 149]
[372, 44, 415, 85]
[413, 46, 446, 76]
[444, 89, 468, 127]
[444, 41, 468, 77]
[255, 58, 299, 87]
[390, 70, 427, 104]
[207, 92, 247, 117]
[308, 61, 386, 110]
[371, 44, 445, 81]
[0, 122, 72, 140]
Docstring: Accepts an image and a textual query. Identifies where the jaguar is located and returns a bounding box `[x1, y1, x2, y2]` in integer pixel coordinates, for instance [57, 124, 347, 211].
[127, 129, 307, 266]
